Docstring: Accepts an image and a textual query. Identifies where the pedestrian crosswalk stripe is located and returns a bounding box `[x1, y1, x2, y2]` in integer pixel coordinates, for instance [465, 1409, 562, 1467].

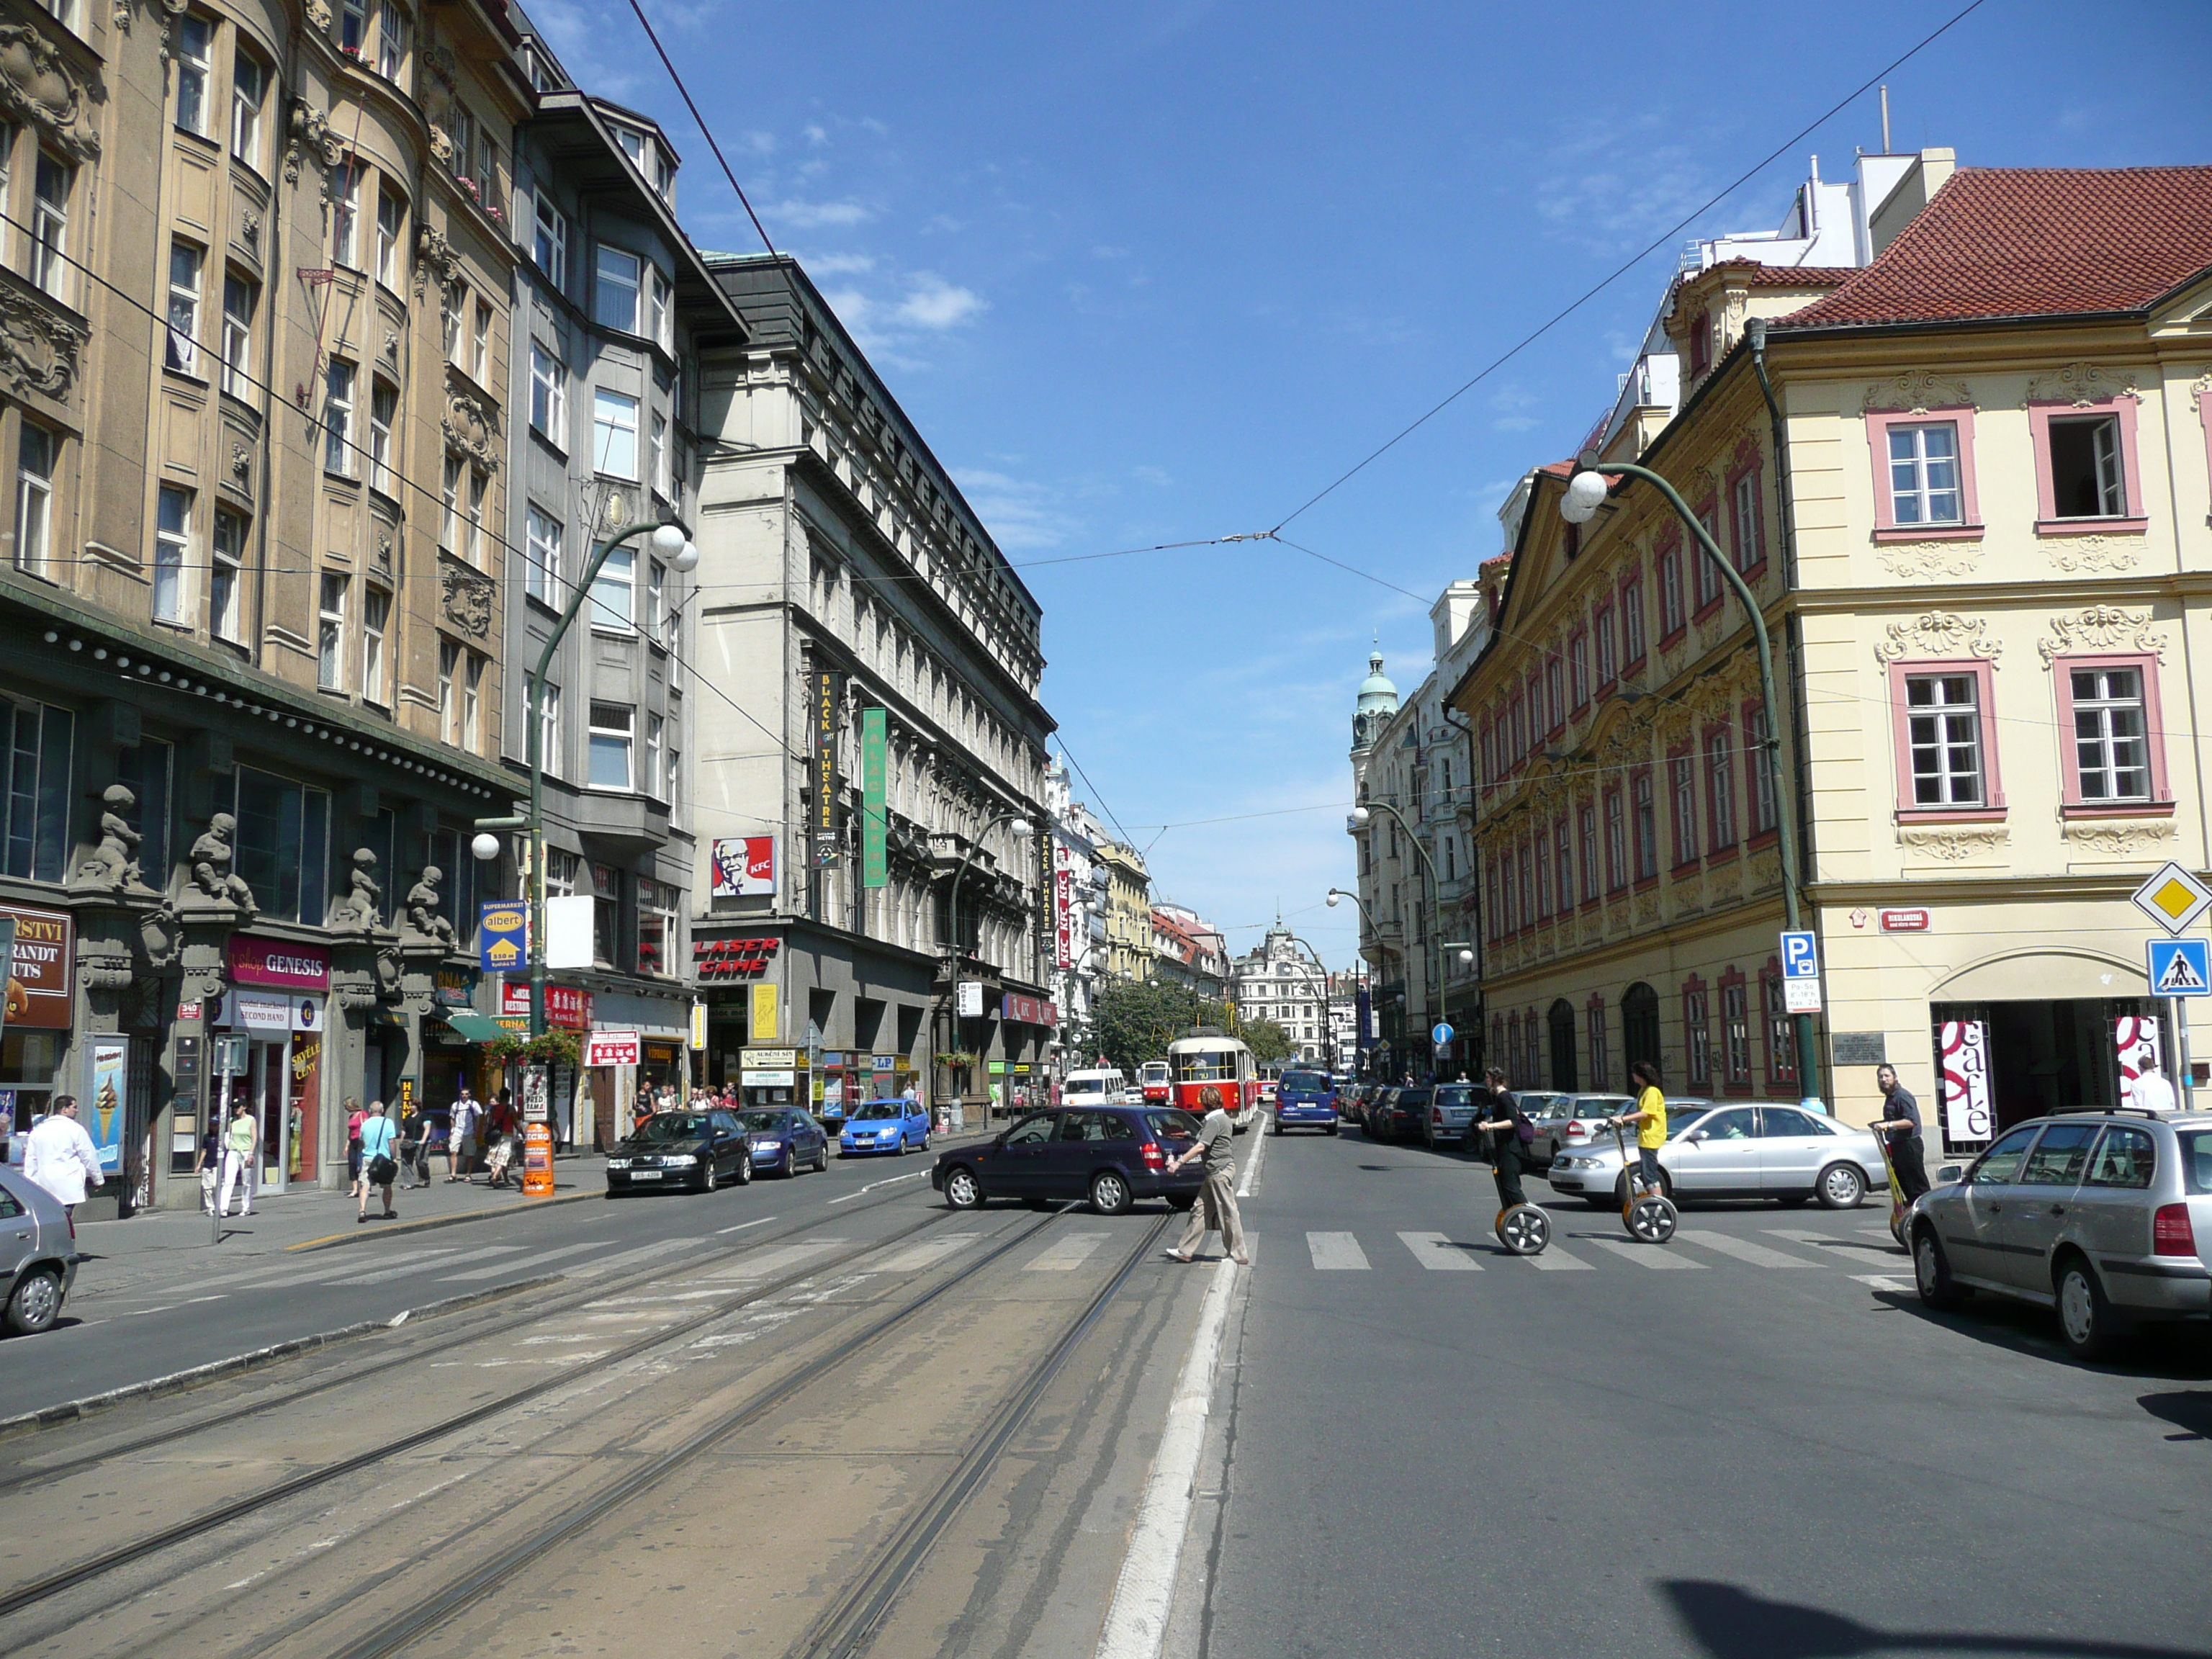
[1519, 1244, 1594, 1271]
[328, 1245, 500, 1287]
[1678, 1231, 1819, 1269]
[1027, 1231, 1111, 1272]
[1852, 1273, 1915, 1291]
[691, 1239, 850, 1280]
[440, 1240, 610, 1280]
[1395, 1231, 1484, 1271]
[564, 1236, 709, 1277]
[1765, 1228, 1900, 1259]
[1306, 1231, 1370, 1270]
[1581, 1236, 1708, 1269]
[876, 1233, 977, 1273]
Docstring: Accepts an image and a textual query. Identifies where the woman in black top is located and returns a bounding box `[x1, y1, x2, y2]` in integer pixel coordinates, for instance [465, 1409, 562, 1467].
[1473, 1066, 1529, 1211]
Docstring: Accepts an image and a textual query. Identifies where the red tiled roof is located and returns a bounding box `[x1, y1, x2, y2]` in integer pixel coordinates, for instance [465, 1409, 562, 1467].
[1779, 166, 2212, 331]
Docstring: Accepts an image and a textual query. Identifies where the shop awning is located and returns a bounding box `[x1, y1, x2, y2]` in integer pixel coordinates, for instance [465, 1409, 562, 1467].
[441, 1011, 507, 1043]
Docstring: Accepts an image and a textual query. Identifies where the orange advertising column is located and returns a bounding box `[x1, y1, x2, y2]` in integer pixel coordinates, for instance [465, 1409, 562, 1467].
[523, 1121, 555, 1195]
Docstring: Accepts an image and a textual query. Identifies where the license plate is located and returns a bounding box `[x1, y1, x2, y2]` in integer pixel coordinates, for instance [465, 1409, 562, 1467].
[629, 1169, 662, 1181]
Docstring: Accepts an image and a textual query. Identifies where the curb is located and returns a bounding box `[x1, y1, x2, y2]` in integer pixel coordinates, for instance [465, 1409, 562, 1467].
[284, 1187, 601, 1253]
[0, 1273, 561, 1443]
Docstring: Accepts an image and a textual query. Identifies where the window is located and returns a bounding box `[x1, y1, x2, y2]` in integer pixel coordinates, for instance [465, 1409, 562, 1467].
[442, 282, 464, 366]
[590, 543, 634, 629]
[646, 712, 663, 797]
[1887, 423, 1960, 526]
[1568, 632, 1588, 711]
[438, 639, 459, 743]
[339, 0, 367, 51]
[1620, 576, 1646, 667]
[445, 103, 476, 185]
[1762, 968, 1795, 1086]
[1683, 984, 1711, 1090]
[2083, 1126, 2155, 1190]
[153, 485, 189, 623]
[2046, 415, 2126, 520]
[210, 508, 244, 641]
[1586, 1000, 1610, 1094]
[1594, 605, 1617, 688]
[1632, 773, 1656, 881]
[176, 16, 214, 135]
[1728, 467, 1763, 572]
[595, 244, 642, 333]
[539, 682, 562, 775]
[1603, 788, 1625, 891]
[588, 702, 634, 790]
[464, 653, 483, 752]
[439, 453, 461, 552]
[593, 389, 638, 478]
[116, 739, 174, 894]
[1577, 802, 1597, 901]
[1722, 979, 1751, 1089]
[231, 50, 266, 168]
[323, 360, 356, 475]
[525, 505, 562, 603]
[2068, 665, 2150, 803]
[1658, 545, 1684, 637]
[465, 465, 487, 565]
[647, 560, 665, 642]
[331, 158, 361, 267]
[649, 411, 669, 498]
[1746, 708, 1777, 834]
[163, 243, 203, 374]
[638, 881, 679, 976]
[1670, 753, 1696, 868]
[235, 768, 330, 926]
[30, 151, 70, 299]
[648, 268, 673, 350]
[593, 860, 622, 967]
[1686, 310, 1709, 378]
[363, 381, 396, 497]
[14, 423, 53, 576]
[220, 274, 253, 397]
[529, 343, 566, 439]
[615, 125, 648, 169]
[1693, 508, 1723, 611]
[375, 189, 404, 287]
[2, 701, 73, 882]
[318, 575, 346, 688]
[472, 297, 491, 383]
[1904, 674, 1984, 808]
[361, 587, 389, 704]
[532, 191, 567, 284]
[1706, 727, 1736, 852]
[376, 0, 408, 78]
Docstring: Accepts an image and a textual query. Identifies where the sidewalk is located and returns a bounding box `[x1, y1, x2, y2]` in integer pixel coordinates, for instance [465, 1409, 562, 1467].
[66, 1155, 608, 1305]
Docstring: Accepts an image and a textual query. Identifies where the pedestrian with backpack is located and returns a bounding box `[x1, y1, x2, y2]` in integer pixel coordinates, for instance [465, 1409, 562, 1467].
[357, 1100, 399, 1223]
[1472, 1066, 1532, 1212]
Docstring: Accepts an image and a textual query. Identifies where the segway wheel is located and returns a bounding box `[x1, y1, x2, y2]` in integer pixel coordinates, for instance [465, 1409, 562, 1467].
[1627, 1194, 1678, 1245]
[1498, 1204, 1550, 1256]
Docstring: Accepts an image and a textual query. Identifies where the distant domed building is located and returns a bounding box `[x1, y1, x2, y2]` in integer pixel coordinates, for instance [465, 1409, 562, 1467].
[1350, 650, 1398, 756]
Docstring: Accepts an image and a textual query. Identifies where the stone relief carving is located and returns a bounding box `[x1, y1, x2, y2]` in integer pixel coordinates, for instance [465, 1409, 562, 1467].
[186, 813, 257, 912]
[229, 443, 251, 480]
[1873, 611, 2002, 667]
[382, 328, 400, 366]
[0, 24, 105, 161]
[284, 99, 343, 187]
[414, 224, 463, 301]
[442, 389, 501, 472]
[1899, 825, 2010, 863]
[0, 285, 88, 402]
[1877, 542, 1981, 583]
[2044, 536, 2139, 575]
[2062, 821, 2177, 858]
[404, 867, 457, 948]
[441, 560, 495, 639]
[2036, 606, 2164, 666]
[303, 0, 334, 28]
[1858, 368, 1972, 415]
[240, 210, 260, 248]
[73, 785, 142, 891]
[2024, 361, 2140, 408]
[333, 848, 382, 930]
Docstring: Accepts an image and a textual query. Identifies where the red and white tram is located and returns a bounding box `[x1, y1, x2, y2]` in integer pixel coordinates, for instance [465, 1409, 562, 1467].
[1166, 1033, 1259, 1131]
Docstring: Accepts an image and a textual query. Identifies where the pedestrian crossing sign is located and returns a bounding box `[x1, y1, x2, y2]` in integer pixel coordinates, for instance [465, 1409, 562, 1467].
[2146, 938, 2211, 999]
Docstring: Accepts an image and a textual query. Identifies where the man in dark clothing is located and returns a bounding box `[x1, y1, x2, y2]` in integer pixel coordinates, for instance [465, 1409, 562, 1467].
[1473, 1067, 1529, 1212]
[1872, 1064, 1930, 1202]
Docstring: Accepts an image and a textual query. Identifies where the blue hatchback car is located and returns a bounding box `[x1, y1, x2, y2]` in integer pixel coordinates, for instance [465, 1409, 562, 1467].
[840, 1097, 930, 1156]
[737, 1108, 830, 1177]
[1272, 1068, 1339, 1136]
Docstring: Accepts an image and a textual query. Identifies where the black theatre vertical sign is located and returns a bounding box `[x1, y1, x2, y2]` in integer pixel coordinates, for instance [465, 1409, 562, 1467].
[813, 670, 842, 868]
[1033, 821, 1054, 969]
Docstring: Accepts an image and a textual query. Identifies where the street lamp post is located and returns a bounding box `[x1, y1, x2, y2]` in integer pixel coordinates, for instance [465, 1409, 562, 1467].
[1345, 804, 1475, 1075]
[1277, 932, 1334, 1065]
[475, 519, 697, 1041]
[940, 808, 1033, 1116]
[1560, 455, 1822, 1108]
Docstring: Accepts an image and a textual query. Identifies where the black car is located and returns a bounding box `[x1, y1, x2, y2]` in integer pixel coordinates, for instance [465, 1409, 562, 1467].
[606, 1110, 754, 1195]
[737, 1107, 831, 1178]
[930, 1106, 1207, 1215]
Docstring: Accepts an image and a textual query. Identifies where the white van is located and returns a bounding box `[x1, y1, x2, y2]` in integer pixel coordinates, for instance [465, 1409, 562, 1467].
[1061, 1067, 1131, 1107]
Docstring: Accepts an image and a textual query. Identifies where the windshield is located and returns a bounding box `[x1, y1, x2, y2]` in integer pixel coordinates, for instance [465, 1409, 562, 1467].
[736, 1111, 792, 1134]
[1433, 1086, 1475, 1107]
[1065, 1077, 1114, 1097]
[1173, 1051, 1240, 1082]
[633, 1114, 711, 1142]
[1280, 1071, 1330, 1093]
[1147, 1109, 1200, 1141]
[2181, 1129, 2212, 1195]
[1140, 1064, 1170, 1084]
[853, 1101, 905, 1120]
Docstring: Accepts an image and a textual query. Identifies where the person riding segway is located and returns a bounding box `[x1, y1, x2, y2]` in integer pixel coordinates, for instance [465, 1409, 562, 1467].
[1475, 1066, 1548, 1256]
[1607, 1059, 1678, 1245]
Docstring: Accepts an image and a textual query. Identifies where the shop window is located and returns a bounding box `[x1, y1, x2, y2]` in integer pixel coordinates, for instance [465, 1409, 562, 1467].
[1889, 662, 2002, 818]
[2051, 654, 2168, 814]
[1681, 979, 1711, 1090]
[1720, 975, 1751, 1091]
[234, 768, 329, 925]
[117, 737, 173, 891]
[3, 701, 71, 881]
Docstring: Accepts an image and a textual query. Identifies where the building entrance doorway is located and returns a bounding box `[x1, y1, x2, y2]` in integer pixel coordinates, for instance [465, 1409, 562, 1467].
[1547, 999, 1578, 1092]
[1930, 996, 2161, 1151]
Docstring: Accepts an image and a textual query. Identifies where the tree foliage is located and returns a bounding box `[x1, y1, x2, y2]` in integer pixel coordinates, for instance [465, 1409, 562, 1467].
[1090, 981, 1233, 1076]
[1240, 1019, 1295, 1066]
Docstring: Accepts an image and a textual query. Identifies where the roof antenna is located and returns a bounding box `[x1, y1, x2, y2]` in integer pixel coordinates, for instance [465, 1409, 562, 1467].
[1880, 83, 1892, 154]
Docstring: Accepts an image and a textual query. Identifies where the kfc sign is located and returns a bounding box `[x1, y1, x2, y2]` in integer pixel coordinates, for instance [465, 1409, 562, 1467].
[711, 835, 777, 898]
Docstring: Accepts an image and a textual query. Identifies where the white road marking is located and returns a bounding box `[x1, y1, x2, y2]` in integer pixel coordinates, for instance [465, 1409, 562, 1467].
[1305, 1231, 1370, 1271]
[827, 1171, 927, 1204]
[439, 1240, 608, 1280]
[1236, 1120, 1268, 1198]
[690, 1239, 848, 1280]
[562, 1237, 709, 1277]
[1519, 1245, 1594, 1272]
[1852, 1273, 1916, 1291]
[1678, 1231, 1820, 1269]
[1395, 1231, 1483, 1271]
[324, 1248, 473, 1286]
[1765, 1228, 1900, 1257]
[1583, 1237, 1707, 1269]
[715, 1216, 778, 1234]
[877, 1233, 977, 1273]
[1026, 1231, 1111, 1272]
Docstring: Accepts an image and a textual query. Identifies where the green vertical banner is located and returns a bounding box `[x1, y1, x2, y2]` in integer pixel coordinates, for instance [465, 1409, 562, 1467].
[860, 706, 888, 890]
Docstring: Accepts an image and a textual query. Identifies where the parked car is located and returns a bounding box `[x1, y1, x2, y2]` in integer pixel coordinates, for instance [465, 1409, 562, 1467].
[1334, 1084, 1365, 1129]
[931, 1105, 1206, 1215]
[1375, 1088, 1429, 1143]
[1359, 1087, 1397, 1139]
[1543, 1102, 1883, 1210]
[0, 1166, 77, 1336]
[605, 1109, 755, 1195]
[1522, 1092, 1635, 1167]
[1907, 1108, 2212, 1359]
[1273, 1068, 1339, 1135]
[737, 1108, 830, 1178]
[840, 1097, 931, 1156]
[1421, 1082, 1482, 1149]
[1259, 1079, 1280, 1106]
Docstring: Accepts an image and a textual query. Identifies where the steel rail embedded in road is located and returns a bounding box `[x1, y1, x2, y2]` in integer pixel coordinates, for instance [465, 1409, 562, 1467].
[0, 1194, 973, 1629]
[319, 1202, 1109, 1659]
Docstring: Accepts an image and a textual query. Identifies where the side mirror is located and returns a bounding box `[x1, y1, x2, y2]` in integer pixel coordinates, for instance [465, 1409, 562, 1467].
[1686, 1129, 1709, 1144]
[1937, 1164, 1964, 1184]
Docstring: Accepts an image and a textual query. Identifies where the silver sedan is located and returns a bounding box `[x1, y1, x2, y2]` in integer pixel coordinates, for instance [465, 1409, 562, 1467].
[1542, 1102, 1885, 1210]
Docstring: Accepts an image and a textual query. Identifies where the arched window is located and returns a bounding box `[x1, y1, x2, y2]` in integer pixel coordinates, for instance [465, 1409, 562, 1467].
[1622, 982, 1660, 1078]
[1548, 999, 1578, 1093]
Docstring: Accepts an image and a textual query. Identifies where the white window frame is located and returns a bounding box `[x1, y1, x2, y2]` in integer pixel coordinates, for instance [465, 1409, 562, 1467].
[368, 380, 395, 496]
[539, 683, 562, 777]
[361, 587, 390, 705]
[231, 50, 266, 168]
[594, 244, 641, 333]
[14, 423, 54, 577]
[2069, 665, 2149, 804]
[30, 151, 70, 300]
[153, 485, 189, 624]
[375, 188, 404, 288]
[471, 297, 491, 384]
[466, 464, 488, 565]
[1886, 421, 1962, 527]
[532, 190, 567, 284]
[439, 452, 461, 552]
[220, 273, 253, 397]
[175, 15, 215, 137]
[646, 711, 663, 798]
[318, 574, 347, 689]
[438, 639, 459, 742]
[1904, 673, 1984, 808]
[463, 652, 483, 752]
[588, 701, 634, 792]
[646, 560, 665, 643]
[525, 505, 562, 604]
[2047, 414, 2126, 520]
[648, 266, 672, 351]
[165, 240, 202, 375]
[592, 387, 638, 480]
[331, 158, 361, 269]
[589, 542, 634, 631]
[323, 359, 356, 475]
[210, 507, 245, 642]
[338, 0, 367, 53]
[649, 410, 668, 498]
[375, 0, 408, 79]
[529, 342, 566, 441]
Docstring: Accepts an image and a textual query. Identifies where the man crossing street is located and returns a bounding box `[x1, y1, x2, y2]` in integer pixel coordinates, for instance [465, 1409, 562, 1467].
[1872, 1064, 1930, 1205]
[1163, 1084, 1249, 1265]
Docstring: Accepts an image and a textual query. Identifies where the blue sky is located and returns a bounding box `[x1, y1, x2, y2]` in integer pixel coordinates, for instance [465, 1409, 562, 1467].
[539, 0, 2212, 972]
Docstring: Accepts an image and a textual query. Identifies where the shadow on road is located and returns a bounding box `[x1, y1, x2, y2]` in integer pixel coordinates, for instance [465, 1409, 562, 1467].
[2138, 1389, 2212, 1441]
[1659, 1579, 2203, 1658]
[1866, 1288, 2212, 1382]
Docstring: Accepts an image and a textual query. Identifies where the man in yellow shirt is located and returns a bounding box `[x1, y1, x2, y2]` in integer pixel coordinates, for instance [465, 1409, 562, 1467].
[1617, 1060, 1668, 1199]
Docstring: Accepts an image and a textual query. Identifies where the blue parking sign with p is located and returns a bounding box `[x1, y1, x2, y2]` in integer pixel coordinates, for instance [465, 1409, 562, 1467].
[2146, 937, 2211, 998]
[1781, 931, 1818, 979]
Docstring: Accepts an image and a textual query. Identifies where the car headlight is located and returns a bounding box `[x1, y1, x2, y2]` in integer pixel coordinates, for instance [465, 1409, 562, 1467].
[663, 1154, 696, 1167]
[608, 1158, 630, 1169]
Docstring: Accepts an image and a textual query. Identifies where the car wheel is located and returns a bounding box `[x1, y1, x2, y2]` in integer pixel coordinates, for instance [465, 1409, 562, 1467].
[1815, 1163, 1866, 1210]
[944, 1166, 984, 1210]
[1326, 1125, 1339, 1137]
[1912, 1226, 1964, 1310]
[734, 1153, 752, 1187]
[2056, 1257, 2118, 1361]
[779, 1148, 795, 1179]
[1272, 1120, 1283, 1136]
[693, 1163, 715, 1194]
[4, 1267, 63, 1336]
[815, 1145, 830, 1172]
[1090, 1170, 1133, 1216]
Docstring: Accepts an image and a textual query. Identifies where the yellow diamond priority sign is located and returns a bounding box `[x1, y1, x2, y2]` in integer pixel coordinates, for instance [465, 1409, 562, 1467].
[2130, 861, 2212, 935]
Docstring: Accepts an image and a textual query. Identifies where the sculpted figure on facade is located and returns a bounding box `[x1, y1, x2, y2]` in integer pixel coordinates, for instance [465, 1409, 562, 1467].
[405, 865, 457, 948]
[333, 848, 382, 930]
[187, 813, 256, 912]
[75, 784, 142, 891]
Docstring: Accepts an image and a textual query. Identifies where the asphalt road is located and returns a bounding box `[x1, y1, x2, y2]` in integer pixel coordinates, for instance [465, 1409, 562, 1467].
[1193, 1124, 2212, 1659]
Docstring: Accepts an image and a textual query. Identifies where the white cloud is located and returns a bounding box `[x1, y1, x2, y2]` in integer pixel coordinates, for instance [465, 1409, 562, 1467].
[804, 122, 829, 147]
[894, 275, 985, 330]
[767, 198, 873, 229]
[806, 253, 878, 276]
[953, 468, 1072, 551]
